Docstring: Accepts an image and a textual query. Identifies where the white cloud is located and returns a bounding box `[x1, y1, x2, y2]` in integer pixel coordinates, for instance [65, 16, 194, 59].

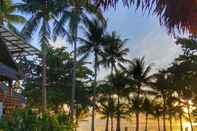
[49, 38, 67, 49]
[130, 28, 182, 72]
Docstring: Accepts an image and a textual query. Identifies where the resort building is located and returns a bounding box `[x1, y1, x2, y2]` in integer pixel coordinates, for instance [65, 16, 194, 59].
[0, 25, 39, 117]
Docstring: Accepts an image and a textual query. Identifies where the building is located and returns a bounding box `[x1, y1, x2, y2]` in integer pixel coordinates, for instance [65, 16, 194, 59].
[0, 25, 39, 117]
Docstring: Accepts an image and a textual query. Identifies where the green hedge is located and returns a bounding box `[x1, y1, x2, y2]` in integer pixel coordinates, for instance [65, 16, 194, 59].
[0, 108, 74, 131]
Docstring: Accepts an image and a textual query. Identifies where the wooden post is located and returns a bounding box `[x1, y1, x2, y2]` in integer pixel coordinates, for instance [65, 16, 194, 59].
[8, 80, 12, 96]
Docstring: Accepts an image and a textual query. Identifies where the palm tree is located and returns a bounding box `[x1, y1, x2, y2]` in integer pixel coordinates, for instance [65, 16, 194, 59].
[16, 0, 58, 112]
[97, 96, 116, 131]
[129, 95, 144, 131]
[99, 32, 129, 131]
[75, 104, 89, 131]
[78, 18, 106, 131]
[152, 102, 163, 131]
[94, 0, 197, 34]
[108, 70, 128, 131]
[101, 31, 129, 76]
[174, 101, 184, 131]
[97, 81, 116, 131]
[167, 52, 197, 131]
[153, 70, 175, 131]
[53, 0, 104, 122]
[142, 97, 153, 131]
[126, 57, 152, 131]
[166, 95, 177, 131]
[0, 0, 26, 32]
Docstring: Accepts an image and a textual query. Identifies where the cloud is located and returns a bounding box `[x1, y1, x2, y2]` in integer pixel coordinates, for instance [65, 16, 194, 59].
[130, 28, 182, 71]
[49, 38, 66, 48]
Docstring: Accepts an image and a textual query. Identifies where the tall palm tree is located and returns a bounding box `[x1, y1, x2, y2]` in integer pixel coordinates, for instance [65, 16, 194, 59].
[100, 32, 129, 131]
[126, 57, 152, 131]
[153, 71, 174, 131]
[166, 95, 177, 131]
[152, 102, 163, 131]
[16, 0, 58, 111]
[78, 18, 106, 131]
[174, 101, 184, 131]
[94, 0, 197, 34]
[101, 31, 130, 76]
[167, 52, 197, 131]
[75, 104, 89, 131]
[97, 96, 116, 131]
[97, 81, 116, 131]
[0, 0, 26, 32]
[142, 97, 153, 131]
[129, 95, 144, 131]
[108, 70, 128, 131]
[53, 0, 104, 122]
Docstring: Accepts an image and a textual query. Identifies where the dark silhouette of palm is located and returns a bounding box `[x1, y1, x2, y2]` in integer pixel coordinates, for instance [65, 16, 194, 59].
[16, 0, 58, 111]
[126, 57, 152, 131]
[101, 31, 130, 75]
[78, 18, 106, 131]
[53, 0, 104, 122]
[142, 97, 154, 131]
[108, 70, 128, 131]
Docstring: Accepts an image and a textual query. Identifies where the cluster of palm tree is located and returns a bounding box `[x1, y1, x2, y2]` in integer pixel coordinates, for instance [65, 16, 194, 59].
[1, 0, 197, 131]
[0, 0, 103, 130]
[0, 0, 129, 130]
[78, 17, 130, 130]
[95, 57, 197, 131]
[93, 37, 197, 131]
[96, 57, 154, 131]
[1, 0, 103, 113]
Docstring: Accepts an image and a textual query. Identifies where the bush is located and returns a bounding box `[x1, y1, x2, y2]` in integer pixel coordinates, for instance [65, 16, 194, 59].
[0, 108, 74, 131]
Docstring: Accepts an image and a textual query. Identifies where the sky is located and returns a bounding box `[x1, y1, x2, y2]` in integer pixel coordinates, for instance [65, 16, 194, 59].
[98, 4, 182, 78]
[13, 0, 182, 79]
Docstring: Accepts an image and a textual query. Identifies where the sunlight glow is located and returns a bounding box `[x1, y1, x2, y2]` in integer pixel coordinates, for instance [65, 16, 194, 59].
[183, 122, 191, 131]
[183, 122, 197, 131]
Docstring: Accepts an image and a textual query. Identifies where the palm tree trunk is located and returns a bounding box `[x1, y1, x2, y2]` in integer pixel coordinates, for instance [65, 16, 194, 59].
[75, 120, 78, 131]
[187, 103, 193, 131]
[136, 85, 140, 131]
[169, 113, 172, 131]
[157, 117, 161, 131]
[42, 45, 47, 112]
[116, 95, 121, 131]
[71, 39, 77, 120]
[105, 115, 109, 131]
[136, 113, 139, 131]
[145, 113, 148, 131]
[163, 98, 166, 131]
[111, 116, 114, 131]
[179, 113, 183, 131]
[91, 53, 98, 131]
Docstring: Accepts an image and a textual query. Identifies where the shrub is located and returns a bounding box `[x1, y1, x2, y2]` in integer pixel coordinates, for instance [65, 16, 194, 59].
[0, 108, 74, 131]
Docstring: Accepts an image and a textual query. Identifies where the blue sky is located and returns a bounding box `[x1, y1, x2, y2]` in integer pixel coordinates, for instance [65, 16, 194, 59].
[104, 4, 181, 66]
[97, 4, 182, 78]
[13, 0, 182, 79]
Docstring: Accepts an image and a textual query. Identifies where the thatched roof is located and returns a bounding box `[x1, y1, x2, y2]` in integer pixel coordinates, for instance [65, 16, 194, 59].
[0, 38, 19, 80]
[0, 26, 40, 57]
[0, 26, 40, 80]
[0, 38, 17, 69]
